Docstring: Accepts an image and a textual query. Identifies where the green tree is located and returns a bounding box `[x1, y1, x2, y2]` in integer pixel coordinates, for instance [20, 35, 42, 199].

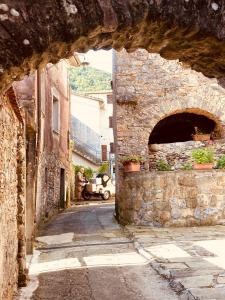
[70, 66, 111, 92]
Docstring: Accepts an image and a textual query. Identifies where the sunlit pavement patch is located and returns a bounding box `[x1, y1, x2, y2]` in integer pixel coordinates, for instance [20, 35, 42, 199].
[83, 252, 148, 267]
[29, 257, 82, 275]
[146, 244, 191, 259]
[127, 225, 225, 298]
[36, 232, 74, 245]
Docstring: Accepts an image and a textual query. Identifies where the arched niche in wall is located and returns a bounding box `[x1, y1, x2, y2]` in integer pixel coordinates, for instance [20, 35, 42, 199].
[148, 109, 223, 145]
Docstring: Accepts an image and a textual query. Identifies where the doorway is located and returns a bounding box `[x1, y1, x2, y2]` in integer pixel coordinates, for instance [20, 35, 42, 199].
[60, 168, 65, 209]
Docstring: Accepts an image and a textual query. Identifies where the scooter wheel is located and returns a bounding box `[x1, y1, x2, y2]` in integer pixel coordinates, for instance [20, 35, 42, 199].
[101, 191, 110, 200]
[82, 190, 91, 200]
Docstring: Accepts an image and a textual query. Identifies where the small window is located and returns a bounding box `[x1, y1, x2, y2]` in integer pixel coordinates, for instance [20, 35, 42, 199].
[109, 116, 113, 128]
[107, 94, 113, 104]
[67, 130, 70, 148]
[110, 142, 115, 153]
[101, 145, 107, 161]
[45, 167, 48, 184]
[52, 96, 60, 133]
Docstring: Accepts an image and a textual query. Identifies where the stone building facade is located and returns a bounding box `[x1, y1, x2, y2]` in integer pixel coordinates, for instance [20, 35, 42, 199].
[35, 61, 73, 224]
[18, 60, 76, 254]
[114, 49, 225, 226]
[0, 59, 77, 299]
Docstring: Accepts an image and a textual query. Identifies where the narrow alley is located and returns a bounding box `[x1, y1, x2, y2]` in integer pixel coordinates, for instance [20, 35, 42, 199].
[18, 202, 180, 300]
[2, 3, 225, 300]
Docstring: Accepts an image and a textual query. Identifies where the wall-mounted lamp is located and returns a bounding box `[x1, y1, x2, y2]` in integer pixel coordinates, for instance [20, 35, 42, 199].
[79, 54, 90, 68]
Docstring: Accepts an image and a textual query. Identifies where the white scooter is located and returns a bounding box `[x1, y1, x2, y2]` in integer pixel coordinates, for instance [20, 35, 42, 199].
[82, 174, 115, 200]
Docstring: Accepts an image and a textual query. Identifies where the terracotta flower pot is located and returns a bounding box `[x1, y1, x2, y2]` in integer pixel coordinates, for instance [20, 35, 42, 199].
[123, 162, 141, 172]
[193, 163, 213, 170]
[193, 134, 211, 141]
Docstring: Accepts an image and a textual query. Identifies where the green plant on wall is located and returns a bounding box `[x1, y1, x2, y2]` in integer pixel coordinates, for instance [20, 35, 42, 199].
[74, 165, 94, 180]
[181, 163, 193, 170]
[191, 148, 214, 164]
[156, 159, 171, 171]
[121, 155, 144, 164]
[216, 155, 225, 169]
[98, 162, 109, 174]
[84, 167, 94, 180]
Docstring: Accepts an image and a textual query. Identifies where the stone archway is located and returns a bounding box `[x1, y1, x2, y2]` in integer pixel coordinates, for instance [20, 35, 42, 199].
[1, 1, 225, 94]
[149, 108, 225, 144]
[114, 48, 225, 225]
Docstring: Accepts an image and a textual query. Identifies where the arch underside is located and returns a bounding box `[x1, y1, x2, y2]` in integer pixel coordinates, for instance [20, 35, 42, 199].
[1, 1, 225, 93]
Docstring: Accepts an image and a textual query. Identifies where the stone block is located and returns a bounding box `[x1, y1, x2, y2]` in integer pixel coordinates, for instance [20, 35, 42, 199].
[178, 176, 195, 187]
[217, 275, 225, 284]
[159, 211, 171, 223]
[177, 275, 214, 288]
[171, 208, 182, 219]
[186, 198, 197, 209]
[189, 287, 225, 299]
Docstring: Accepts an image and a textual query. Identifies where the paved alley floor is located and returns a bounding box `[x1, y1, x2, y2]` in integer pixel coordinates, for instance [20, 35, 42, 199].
[18, 201, 180, 300]
[126, 225, 225, 300]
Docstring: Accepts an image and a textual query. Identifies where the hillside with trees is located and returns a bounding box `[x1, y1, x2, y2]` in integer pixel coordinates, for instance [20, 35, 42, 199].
[70, 66, 112, 92]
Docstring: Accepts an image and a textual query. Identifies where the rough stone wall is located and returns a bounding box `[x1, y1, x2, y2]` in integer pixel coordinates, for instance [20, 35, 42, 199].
[1, 1, 225, 94]
[115, 49, 225, 165]
[13, 75, 37, 255]
[119, 171, 225, 227]
[149, 139, 225, 170]
[114, 49, 225, 224]
[37, 154, 63, 222]
[0, 96, 20, 299]
[16, 124, 27, 288]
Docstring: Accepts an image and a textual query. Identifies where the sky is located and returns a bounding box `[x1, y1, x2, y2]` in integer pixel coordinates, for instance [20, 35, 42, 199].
[78, 50, 112, 73]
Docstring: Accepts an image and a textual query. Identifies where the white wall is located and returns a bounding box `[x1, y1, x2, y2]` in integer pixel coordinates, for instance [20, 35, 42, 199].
[71, 94, 101, 134]
[87, 92, 114, 147]
[71, 91, 114, 163]
[72, 151, 99, 170]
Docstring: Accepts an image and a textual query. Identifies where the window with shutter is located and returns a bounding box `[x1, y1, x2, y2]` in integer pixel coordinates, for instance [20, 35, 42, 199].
[110, 142, 115, 153]
[101, 145, 107, 161]
[109, 116, 113, 128]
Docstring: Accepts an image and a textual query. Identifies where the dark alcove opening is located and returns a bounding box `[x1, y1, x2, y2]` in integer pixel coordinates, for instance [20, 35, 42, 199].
[149, 113, 216, 144]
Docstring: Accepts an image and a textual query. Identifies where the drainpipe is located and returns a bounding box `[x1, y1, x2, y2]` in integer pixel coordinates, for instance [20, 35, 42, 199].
[36, 69, 42, 159]
[34, 68, 42, 233]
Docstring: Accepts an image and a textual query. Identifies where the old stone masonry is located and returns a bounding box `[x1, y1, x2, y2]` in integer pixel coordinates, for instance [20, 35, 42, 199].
[2, 2, 225, 298]
[115, 49, 225, 228]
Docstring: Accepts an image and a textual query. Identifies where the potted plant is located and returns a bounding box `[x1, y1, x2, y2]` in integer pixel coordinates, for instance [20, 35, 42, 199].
[156, 159, 171, 171]
[192, 148, 214, 170]
[122, 155, 144, 172]
[192, 127, 211, 142]
[216, 155, 225, 169]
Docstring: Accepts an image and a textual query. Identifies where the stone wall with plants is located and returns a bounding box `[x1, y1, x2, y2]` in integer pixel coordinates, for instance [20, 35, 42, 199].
[115, 49, 225, 169]
[118, 171, 225, 227]
[114, 49, 225, 224]
[149, 139, 225, 170]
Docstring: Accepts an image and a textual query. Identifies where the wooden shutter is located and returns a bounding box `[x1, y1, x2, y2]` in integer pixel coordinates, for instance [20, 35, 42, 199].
[110, 142, 115, 153]
[101, 145, 107, 161]
[109, 116, 113, 128]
